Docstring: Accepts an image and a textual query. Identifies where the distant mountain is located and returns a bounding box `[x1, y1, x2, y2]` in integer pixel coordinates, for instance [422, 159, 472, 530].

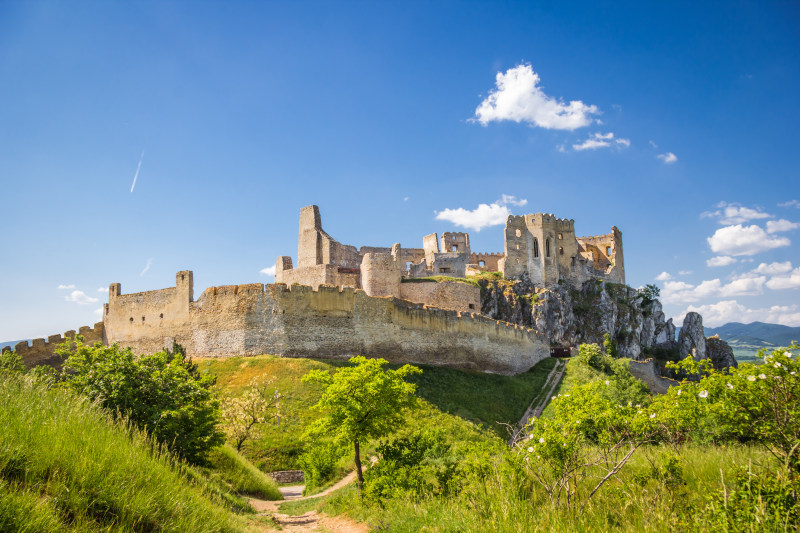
[705, 322, 800, 348]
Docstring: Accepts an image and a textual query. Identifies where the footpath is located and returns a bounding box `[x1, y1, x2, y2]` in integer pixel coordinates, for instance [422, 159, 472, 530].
[248, 471, 367, 533]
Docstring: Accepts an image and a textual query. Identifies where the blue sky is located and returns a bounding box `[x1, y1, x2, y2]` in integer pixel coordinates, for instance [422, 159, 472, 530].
[1, 1, 799, 341]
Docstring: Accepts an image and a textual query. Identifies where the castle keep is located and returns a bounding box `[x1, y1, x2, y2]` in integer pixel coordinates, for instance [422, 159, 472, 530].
[8, 205, 624, 376]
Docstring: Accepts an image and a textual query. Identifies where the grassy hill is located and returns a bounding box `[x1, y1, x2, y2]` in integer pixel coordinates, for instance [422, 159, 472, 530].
[0, 373, 271, 532]
[200, 355, 559, 471]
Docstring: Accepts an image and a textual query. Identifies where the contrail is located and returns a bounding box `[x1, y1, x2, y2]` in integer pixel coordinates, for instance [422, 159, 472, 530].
[130, 150, 144, 192]
[140, 258, 153, 276]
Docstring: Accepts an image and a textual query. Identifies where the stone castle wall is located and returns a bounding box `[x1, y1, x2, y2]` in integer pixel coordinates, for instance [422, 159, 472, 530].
[5, 322, 106, 369]
[398, 280, 480, 314]
[103, 276, 548, 375]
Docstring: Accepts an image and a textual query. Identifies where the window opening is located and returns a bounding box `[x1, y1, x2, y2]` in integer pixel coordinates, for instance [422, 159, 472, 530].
[546, 239, 551, 257]
[533, 239, 539, 258]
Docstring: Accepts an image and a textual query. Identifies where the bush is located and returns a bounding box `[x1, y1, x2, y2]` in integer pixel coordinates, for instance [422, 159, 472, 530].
[60, 340, 223, 464]
[205, 444, 282, 500]
[298, 439, 348, 492]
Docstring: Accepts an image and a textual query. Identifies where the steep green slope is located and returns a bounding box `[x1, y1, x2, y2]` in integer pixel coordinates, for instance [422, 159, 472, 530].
[0, 374, 250, 533]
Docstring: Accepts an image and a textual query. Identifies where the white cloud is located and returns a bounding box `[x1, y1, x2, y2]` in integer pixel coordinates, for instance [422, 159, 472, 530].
[655, 271, 672, 281]
[140, 258, 153, 277]
[706, 256, 737, 267]
[661, 275, 765, 304]
[766, 219, 800, 233]
[260, 266, 276, 277]
[97, 287, 109, 293]
[472, 64, 599, 130]
[403, 196, 409, 202]
[499, 194, 527, 207]
[435, 194, 528, 232]
[707, 224, 790, 256]
[754, 261, 793, 276]
[572, 132, 630, 151]
[778, 200, 800, 208]
[657, 152, 677, 164]
[701, 202, 772, 225]
[766, 267, 800, 290]
[678, 270, 692, 275]
[675, 300, 800, 328]
[649, 140, 658, 148]
[57, 284, 76, 290]
[65, 290, 99, 305]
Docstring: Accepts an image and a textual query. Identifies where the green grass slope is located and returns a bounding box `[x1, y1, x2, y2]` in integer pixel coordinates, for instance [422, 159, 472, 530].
[0, 374, 249, 533]
[201, 355, 558, 470]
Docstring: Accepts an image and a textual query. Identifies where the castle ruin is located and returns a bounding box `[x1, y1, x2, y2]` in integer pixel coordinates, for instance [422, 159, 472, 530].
[7, 205, 624, 376]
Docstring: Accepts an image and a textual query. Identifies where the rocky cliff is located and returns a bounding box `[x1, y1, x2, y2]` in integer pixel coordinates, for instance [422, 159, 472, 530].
[480, 277, 676, 360]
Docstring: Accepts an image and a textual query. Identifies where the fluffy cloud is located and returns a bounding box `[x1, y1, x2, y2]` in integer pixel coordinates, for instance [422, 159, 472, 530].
[706, 256, 737, 267]
[572, 132, 630, 151]
[57, 284, 76, 290]
[260, 266, 276, 276]
[661, 275, 766, 304]
[436, 195, 528, 232]
[65, 290, 99, 305]
[657, 152, 677, 164]
[707, 224, 790, 256]
[701, 202, 772, 225]
[655, 271, 672, 281]
[766, 219, 800, 234]
[472, 64, 599, 130]
[675, 300, 800, 328]
[754, 261, 793, 276]
[766, 267, 800, 290]
[778, 200, 800, 208]
[97, 287, 108, 293]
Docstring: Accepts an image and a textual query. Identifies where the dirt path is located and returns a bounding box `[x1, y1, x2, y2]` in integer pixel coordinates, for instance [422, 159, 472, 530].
[248, 470, 367, 532]
[508, 358, 567, 444]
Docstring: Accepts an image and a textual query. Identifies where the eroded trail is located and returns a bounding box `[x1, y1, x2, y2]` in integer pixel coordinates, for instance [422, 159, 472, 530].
[248, 470, 367, 533]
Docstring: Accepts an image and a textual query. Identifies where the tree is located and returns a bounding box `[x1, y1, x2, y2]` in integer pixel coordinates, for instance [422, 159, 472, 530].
[60, 339, 223, 463]
[221, 376, 282, 451]
[638, 284, 660, 305]
[302, 356, 422, 490]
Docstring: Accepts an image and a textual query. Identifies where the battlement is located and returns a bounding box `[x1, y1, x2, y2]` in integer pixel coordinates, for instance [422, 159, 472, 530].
[8, 322, 106, 369]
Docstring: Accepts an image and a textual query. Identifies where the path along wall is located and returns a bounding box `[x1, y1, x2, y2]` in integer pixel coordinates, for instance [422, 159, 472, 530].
[104, 281, 548, 375]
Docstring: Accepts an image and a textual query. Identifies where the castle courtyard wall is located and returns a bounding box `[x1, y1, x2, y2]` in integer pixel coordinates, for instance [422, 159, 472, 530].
[398, 280, 480, 314]
[103, 281, 548, 375]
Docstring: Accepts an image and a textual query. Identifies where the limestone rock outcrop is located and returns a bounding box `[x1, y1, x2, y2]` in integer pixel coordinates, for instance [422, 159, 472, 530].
[706, 335, 738, 370]
[480, 278, 677, 360]
[677, 312, 706, 361]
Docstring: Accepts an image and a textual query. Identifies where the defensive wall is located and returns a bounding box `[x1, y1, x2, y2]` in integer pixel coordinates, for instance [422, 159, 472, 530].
[3, 323, 106, 369]
[102, 272, 548, 375]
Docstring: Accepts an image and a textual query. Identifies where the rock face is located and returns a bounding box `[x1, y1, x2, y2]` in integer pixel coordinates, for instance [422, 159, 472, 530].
[677, 312, 707, 361]
[706, 335, 738, 370]
[480, 278, 677, 360]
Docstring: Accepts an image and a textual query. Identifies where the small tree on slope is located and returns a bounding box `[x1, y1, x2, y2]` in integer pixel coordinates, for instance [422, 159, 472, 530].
[302, 356, 422, 491]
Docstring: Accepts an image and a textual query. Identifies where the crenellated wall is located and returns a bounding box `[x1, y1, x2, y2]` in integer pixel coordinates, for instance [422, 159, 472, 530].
[102, 275, 548, 375]
[7, 322, 106, 369]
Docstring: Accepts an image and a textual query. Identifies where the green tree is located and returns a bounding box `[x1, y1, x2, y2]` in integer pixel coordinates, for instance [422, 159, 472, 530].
[302, 356, 422, 490]
[60, 339, 223, 463]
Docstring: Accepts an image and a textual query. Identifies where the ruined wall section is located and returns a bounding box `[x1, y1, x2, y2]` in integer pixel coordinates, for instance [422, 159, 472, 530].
[575, 227, 625, 285]
[440, 232, 470, 254]
[103, 277, 548, 375]
[361, 244, 402, 297]
[469, 252, 504, 272]
[9, 323, 106, 369]
[399, 280, 480, 314]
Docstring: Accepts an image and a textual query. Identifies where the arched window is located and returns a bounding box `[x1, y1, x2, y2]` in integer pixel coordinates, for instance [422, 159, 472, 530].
[559, 246, 564, 256]
[533, 239, 539, 258]
[546, 239, 551, 257]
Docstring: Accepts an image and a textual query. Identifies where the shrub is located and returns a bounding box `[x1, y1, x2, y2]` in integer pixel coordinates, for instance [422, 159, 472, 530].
[60, 340, 223, 464]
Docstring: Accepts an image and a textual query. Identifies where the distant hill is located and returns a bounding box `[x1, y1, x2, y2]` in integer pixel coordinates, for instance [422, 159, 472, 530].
[704, 322, 800, 362]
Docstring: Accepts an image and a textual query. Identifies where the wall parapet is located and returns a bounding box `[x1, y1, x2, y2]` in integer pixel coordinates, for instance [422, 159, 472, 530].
[12, 322, 105, 369]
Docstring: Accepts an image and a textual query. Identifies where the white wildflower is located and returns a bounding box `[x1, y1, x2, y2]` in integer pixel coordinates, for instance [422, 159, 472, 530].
[699, 390, 709, 398]
[748, 376, 757, 382]
[785, 352, 793, 358]
[605, 380, 610, 386]
[650, 413, 656, 419]
[677, 390, 682, 395]
[791, 372, 796, 376]
[759, 374, 767, 380]
[539, 437, 545, 444]
[774, 362, 782, 368]
[727, 383, 734, 389]
[528, 446, 534, 453]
